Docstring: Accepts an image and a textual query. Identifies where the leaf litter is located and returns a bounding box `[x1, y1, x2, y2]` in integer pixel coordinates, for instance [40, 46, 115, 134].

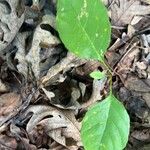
[0, 0, 150, 149]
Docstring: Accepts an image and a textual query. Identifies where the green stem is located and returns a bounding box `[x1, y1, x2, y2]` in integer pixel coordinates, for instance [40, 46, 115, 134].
[102, 60, 112, 75]
[100, 60, 113, 95]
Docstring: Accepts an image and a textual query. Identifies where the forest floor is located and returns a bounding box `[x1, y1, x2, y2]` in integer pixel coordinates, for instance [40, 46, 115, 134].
[0, 0, 150, 150]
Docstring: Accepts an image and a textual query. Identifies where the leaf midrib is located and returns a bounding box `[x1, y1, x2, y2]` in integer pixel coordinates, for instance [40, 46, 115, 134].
[66, 0, 102, 61]
[99, 96, 126, 149]
[97, 97, 112, 149]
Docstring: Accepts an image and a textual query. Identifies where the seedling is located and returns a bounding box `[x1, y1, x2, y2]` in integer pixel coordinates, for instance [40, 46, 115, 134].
[56, 0, 130, 150]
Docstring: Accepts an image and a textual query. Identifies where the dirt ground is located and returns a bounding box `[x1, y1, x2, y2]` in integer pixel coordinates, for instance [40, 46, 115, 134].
[0, 0, 150, 150]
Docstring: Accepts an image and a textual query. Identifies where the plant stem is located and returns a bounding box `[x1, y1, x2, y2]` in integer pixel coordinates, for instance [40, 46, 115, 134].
[100, 60, 113, 95]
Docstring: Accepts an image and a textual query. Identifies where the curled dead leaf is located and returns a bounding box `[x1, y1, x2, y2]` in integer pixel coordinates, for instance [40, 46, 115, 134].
[22, 105, 81, 149]
[26, 15, 60, 79]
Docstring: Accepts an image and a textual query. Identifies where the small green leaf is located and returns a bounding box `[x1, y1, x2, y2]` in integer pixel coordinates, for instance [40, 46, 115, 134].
[56, 0, 111, 61]
[90, 70, 105, 80]
[81, 94, 130, 150]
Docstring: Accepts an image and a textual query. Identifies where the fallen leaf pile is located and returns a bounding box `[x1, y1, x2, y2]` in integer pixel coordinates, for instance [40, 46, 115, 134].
[107, 0, 150, 149]
[0, 0, 150, 149]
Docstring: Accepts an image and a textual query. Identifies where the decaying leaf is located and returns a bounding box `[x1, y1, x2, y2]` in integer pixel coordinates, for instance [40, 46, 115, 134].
[139, 144, 150, 150]
[116, 42, 140, 83]
[131, 129, 150, 141]
[111, 0, 150, 26]
[26, 15, 60, 79]
[42, 79, 81, 110]
[0, 79, 8, 92]
[41, 52, 87, 86]
[125, 75, 150, 92]
[14, 32, 31, 77]
[0, 92, 20, 126]
[0, 134, 17, 149]
[22, 105, 81, 149]
[82, 78, 107, 109]
[0, 0, 25, 53]
[42, 87, 55, 100]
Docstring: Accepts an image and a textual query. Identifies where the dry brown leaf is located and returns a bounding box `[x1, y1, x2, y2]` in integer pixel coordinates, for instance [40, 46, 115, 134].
[43, 84, 81, 110]
[22, 105, 81, 148]
[0, 134, 17, 149]
[141, 0, 150, 4]
[0, 93, 21, 126]
[14, 32, 31, 77]
[50, 141, 68, 150]
[125, 75, 150, 92]
[82, 78, 107, 109]
[116, 43, 140, 83]
[26, 15, 60, 79]
[145, 34, 150, 46]
[111, 0, 150, 26]
[0, 79, 8, 92]
[130, 16, 143, 26]
[141, 92, 150, 108]
[0, 0, 25, 53]
[139, 144, 150, 150]
[17, 138, 37, 150]
[41, 52, 86, 86]
[131, 129, 150, 141]
[42, 87, 55, 100]
[47, 128, 66, 147]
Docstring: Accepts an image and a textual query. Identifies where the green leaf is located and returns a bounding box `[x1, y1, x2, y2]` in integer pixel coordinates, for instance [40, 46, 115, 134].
[90, 70, 105, 80]
[81, 94, 130, 150]
[56, 0, 111, 61]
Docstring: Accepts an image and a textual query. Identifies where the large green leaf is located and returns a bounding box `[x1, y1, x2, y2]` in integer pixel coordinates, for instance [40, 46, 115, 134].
[81, 94, 130, 150]
[56, 0, 111, 61]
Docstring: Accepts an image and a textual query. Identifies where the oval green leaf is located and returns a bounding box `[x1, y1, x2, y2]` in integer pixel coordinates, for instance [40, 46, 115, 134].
[90, 70, 105, 80]
[81, 94, 130, 150]
[56, 0, 111, 61]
